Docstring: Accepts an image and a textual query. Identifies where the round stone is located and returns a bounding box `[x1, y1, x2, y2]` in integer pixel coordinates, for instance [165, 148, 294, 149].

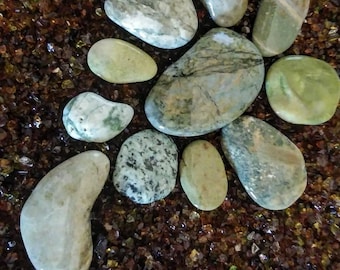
[221, 116, 307, 210]
[87, 38, 157, 83]
[113, 129, 178, 204]
[62, 92, 134, 143]
[266, 55, 340, 125]
[20, 151, 110, 270]
[180, 140, 228, 211]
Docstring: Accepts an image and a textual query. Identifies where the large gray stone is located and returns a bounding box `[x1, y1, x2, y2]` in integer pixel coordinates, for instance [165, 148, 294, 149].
[145, 28, 264, 137]
[20, 151, 110, 270]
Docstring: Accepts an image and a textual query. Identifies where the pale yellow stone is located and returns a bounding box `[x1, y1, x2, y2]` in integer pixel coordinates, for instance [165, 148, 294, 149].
[87, 38, 157, 83]
[180, 140, 228, 211]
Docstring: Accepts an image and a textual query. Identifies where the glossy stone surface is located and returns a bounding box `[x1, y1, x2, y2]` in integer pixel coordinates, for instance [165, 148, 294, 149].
[252, 0, 310, 57]
[266, 55, 340, 125]
[87, 38, 157, 83]
[221, 116, 307, 210]
[113, 129, 178, 204]
[180, 140, 228, 211]
[20, 151, 110, 270]
[104, 0, 198, 49]
[200, 0, 248, 27]
[63, 92, 134, 143]
[145, 28, 264, 137]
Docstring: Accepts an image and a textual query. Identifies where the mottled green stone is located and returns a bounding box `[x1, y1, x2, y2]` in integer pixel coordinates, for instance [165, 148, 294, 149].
[221, 116, 307, 210]
[266, 55, 340, 125]
[87, 38, 157, 83]
[180, 140, 228, 211]
[145, 28, 264, 137]
[252, 0, 310, 57]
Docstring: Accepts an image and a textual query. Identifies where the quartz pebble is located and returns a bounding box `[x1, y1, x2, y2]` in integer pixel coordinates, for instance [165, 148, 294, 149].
[200, 0, 248, 27]
[252, 0, 310, 57]
[221, 116, 307, 210]
[145, 28, 264, 137]
[180, 140, 228, 211]
[87, 38, 157, 83]
[20, 151, 110, 270]
[266, 55, 340, 125]
[113, 129, 178, 204]
[62, 92, 134, 143]
[104, 0, 198, 49]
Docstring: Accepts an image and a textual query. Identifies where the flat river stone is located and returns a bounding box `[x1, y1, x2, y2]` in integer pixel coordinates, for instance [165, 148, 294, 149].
[20, 151, 110, 270]
[63, 92, 134, 143]
[221, 116, 307, 210]
[104, 0, 198, 49]
[180, 140, 228, 211]
[266, 55, 340, 125]
[252, 0, 310, 57]
[113, 129, 178, 204]
[200, 0, 248, 27]
[87, 38, 157, 83]
[145, 28, 264, 137]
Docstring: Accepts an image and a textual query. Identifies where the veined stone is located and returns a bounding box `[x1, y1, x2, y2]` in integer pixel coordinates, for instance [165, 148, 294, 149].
[200, 0, 248, 27]
[63, 92, 134, 143]
[266, 55, 340, 125]
[180, 140, 228, 211]
[145, 28, 264, 137]
[20, 151, 110, 270]
[104, 0, 198, 49]
[87, 38, 157, 83]
[252, 0, 310, 57]
[221, 116, 307, 210]
[113, 129, 178, 204]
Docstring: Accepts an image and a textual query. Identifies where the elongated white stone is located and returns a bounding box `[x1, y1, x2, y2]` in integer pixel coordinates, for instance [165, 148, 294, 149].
[221, 116, 307, 210]
[145, 28, 264, 137]
[20, 151, 110, 270]
[201, 0, 248, 27]
[87, 38, 157, 83]
[63, 92, 134, 143]
[180, 140, 228, 211]
[104, 0, 198, 49]
[113, 129, 178, 204]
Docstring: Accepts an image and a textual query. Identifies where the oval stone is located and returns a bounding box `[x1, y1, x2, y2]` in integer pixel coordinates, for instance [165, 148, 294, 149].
[87, 38, 157, 83]
[180, 140, 228, 211]
[221, 116, 307, 210]
[63, 92, 134, 143]
[252, 0, 310, 57]
[113, 129, 178, 204]
[145, 28, 264, 137]
[20, 151, 110, 270]
[266, 55, 340, 125]
[104, 0, 198, 49]
[200, 0, 248, 27]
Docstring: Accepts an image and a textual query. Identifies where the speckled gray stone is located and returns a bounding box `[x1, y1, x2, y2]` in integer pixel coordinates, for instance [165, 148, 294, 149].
[20, 151, 110, 270]
[113, 129, 178, 204]
[104, 0, 198, 49]
[221, 116, 307, 210]
[62, 92, 134, 143]
[145, 28, 264, 137]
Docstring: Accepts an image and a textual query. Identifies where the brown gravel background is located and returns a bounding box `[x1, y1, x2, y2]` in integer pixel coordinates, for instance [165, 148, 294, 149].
[0, 0, 339, 269]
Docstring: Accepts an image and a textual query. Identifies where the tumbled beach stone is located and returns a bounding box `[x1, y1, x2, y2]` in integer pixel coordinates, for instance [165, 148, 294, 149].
[266, 55, 340, 125]
[20, 151, 110, 270]
[87, 38, 157, 83]
[104, 0, 198, 49]
[221, 116, 307, 210]
[113, 129, 178, 204]
[63, 92, 133, 143]
[180, 140, 228, 211]
[145, 28, 264, 136]
[201, 0, 248, 27]
[252, 0, 310, 57]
